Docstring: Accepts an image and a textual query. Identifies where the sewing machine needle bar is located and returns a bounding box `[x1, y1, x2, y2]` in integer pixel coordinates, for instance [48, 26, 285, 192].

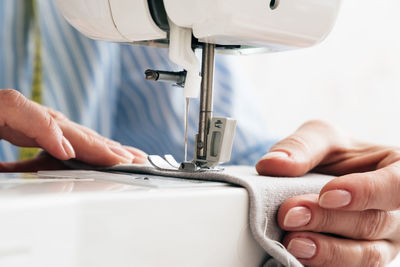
[196, 43, 215, 160]
[184, 97, 189, 162]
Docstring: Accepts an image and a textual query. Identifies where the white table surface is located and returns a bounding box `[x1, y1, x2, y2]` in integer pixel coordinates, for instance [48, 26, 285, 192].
[0, 171, 266, 267]
[0, 171, 398, 267]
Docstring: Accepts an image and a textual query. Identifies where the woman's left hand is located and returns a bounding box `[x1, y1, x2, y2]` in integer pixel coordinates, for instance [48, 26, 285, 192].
[256, 120, 400, 267]
[0, 89, 147, 172]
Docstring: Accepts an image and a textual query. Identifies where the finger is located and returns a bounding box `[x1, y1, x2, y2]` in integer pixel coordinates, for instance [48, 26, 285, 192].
[52, 114, 147, 165]
[314, 145, 394, 176]
[0, 153, 66, 172]
[63, 121, 143, 160]
[278, 194, 400, 241]
[57, 118, 121, 148]
[0, 89, 75, 159]
[282, 232, 396, 267]
[57, 120, 136, 166]
[48, 104, 148, 164]
[318, 161, 400, 211]
[256, 120, 348, 177]
[123, 146, 148, 164]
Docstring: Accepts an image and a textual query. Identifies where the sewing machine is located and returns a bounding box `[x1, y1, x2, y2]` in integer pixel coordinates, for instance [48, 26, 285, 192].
[0, 1, 345, 266]
[55, 0, 342, 170]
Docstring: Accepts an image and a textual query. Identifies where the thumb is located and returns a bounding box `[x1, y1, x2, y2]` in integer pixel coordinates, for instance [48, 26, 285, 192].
[256, 120, 348, 177]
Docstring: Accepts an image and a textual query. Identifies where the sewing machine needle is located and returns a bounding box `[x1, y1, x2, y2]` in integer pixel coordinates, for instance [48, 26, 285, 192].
[184, 97, 189, 162]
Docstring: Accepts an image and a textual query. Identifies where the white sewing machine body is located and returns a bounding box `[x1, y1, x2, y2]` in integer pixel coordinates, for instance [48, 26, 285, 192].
[56, 0, 341, 51]
[0, 171, 266, 267]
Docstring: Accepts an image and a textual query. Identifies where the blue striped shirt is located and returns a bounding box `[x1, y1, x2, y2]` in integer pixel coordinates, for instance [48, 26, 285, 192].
[0, 0, 274, 165]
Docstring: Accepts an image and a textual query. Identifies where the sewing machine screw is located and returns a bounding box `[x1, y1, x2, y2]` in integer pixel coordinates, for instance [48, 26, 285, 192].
[197, 140, 204, 149]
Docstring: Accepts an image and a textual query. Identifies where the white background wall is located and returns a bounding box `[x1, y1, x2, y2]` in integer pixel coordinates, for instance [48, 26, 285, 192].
[234, 0, 400, 146]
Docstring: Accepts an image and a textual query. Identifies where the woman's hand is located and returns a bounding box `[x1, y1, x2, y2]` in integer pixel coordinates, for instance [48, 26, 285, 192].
[256, 120, 400, 267]
[0, 89, 147, 171]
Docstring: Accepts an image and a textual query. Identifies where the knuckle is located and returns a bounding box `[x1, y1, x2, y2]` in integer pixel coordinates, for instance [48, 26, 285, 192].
[45, 116, 60, 135]
[303, 120, 338, 139]
[388, 163, 400, 210]
[355, 210, 389, 240]
[47, 108, 68, 121]
[313, 209, 335, 233]
[39, 109, 56, 130]
[383, 168, 400, 210]
[361, 244, 385, 267]
[271, 135, 314, 172]
[278, 134, 313, 171]
[302, 119, 350, 149]
[104, 138, 121, 147]
[303, 119, 334, 130]
[358, 177, 377, 210]
[389, 150, 400, 162]
[80, 132, 100, 148]
[0, 89, 26, 108]
[276, 134, 311, 154]
[384, 163, 400, 209]
[376, 149, 400, 169]
[314, 241, 344, 267]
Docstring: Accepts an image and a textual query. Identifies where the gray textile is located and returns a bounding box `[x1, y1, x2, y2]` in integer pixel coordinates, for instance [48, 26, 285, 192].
[66, 161, 333, 267]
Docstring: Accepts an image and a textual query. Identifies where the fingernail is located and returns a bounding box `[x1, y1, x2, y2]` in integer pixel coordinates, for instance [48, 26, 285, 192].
[62, 137, 76, 158]
[319, 190, 352, 208]
[261, 151, 289, 160]
[283, 207, 312, 228]
[110, 146, 134, 163]
[287, 238, 316, 259]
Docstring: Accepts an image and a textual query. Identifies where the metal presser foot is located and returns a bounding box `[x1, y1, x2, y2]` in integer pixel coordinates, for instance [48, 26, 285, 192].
[148, 154, 226, 173]
[148, 155, 221, 172]
[147, 114, 236, 173]
[145, 43, 236, 173]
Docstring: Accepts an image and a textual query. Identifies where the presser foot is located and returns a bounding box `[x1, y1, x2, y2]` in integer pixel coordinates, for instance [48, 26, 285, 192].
[148, 155, 223, 173]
